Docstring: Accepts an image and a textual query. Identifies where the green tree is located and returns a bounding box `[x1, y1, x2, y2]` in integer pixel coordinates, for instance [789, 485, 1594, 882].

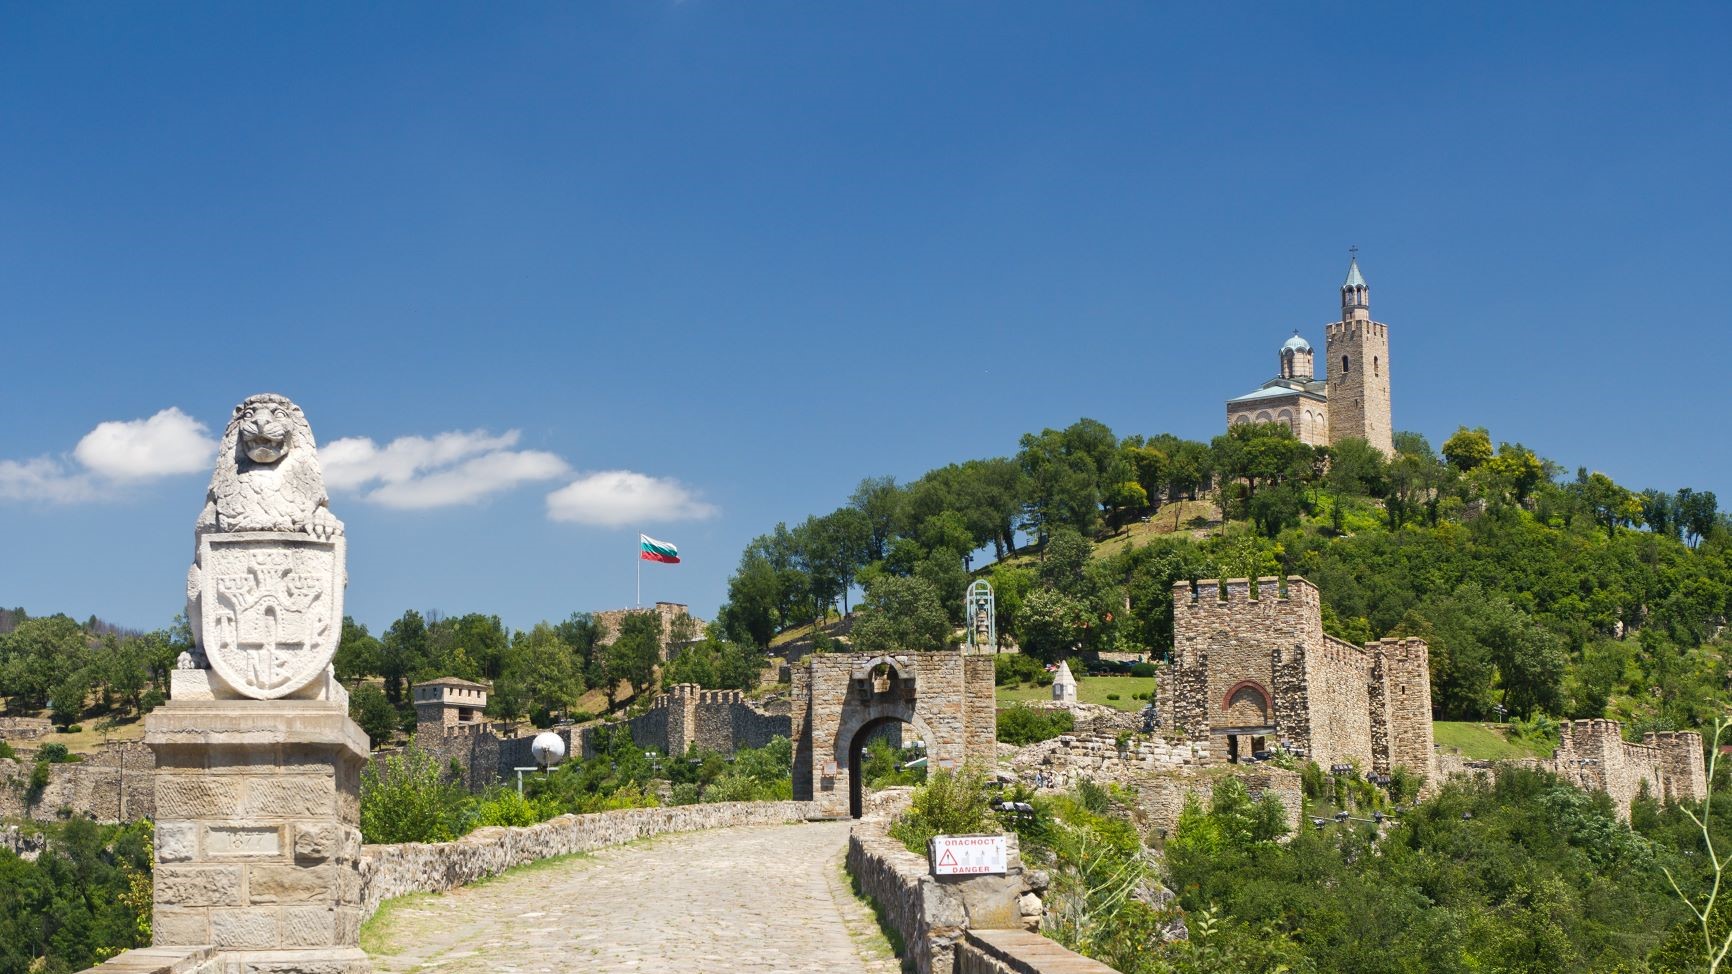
[719, 551, 782, 648]
[381, 609, 428, 704]
[601, 611, 662, 708]
[334, 616, 382, 683]
[850, 575, 951, 654]
[1442, 425, 1493, 472]
[498, 622, 585, 725]
[359, 747, 469, 844]
[661, 633, 762, 691]
[1017, 588, 1090, 662]
[349, 682, 399, 747]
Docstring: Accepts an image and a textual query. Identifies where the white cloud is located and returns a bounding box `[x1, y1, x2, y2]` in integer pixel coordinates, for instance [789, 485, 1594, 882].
[0, 457, 99, 503]
[74, 408, 218, 480]
[322, 429, 569, 509]
[546, 470, 718, 527]
[0, 407, 217, 504]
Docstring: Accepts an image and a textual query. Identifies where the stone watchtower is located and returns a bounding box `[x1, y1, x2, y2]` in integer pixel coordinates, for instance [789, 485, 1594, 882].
[1324, 256, 1394, 456]
[412, 677, 489, 731]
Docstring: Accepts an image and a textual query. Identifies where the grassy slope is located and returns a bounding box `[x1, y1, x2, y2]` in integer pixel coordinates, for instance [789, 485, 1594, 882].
[997, 675, 1154, 711]
[1433, 721, 1555, 760]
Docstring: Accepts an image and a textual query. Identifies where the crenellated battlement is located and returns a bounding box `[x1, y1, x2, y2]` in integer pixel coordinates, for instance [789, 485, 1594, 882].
[1324, 319, 1388, 341]
[1174, 576, 1318, 606]
[1552, 719, 1707, 819]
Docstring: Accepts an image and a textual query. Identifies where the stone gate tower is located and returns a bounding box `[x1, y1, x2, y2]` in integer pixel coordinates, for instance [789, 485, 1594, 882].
[1323, 256, 1394, 455]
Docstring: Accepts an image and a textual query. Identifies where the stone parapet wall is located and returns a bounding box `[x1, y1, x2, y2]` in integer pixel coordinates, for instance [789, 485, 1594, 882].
[0, 741, 157, 822]
[356, 800, 817, 919]
[845, 818, 1039, 974]
[959, 929, 1119, 974]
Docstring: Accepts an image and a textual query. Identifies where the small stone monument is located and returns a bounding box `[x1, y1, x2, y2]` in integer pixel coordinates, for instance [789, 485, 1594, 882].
[1051, 660, 1078, 707]
[145, 394, 371, 974]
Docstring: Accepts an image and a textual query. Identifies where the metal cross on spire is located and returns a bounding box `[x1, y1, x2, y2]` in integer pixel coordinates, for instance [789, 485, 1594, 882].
[1349, 244, 1358, 260]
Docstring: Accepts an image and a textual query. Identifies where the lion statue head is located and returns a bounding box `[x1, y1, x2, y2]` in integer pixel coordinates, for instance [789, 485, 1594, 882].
[198, 393, 343, 539]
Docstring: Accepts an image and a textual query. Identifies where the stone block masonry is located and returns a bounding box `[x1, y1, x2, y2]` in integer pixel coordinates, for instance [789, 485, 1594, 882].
[145, 698, 371, 974]
[1167, 576, 1435, 780]
[1550, 719, 1707, 821]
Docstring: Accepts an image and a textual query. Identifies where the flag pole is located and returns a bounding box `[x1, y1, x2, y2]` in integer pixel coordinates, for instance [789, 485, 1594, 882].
[636, 534, 641, 609]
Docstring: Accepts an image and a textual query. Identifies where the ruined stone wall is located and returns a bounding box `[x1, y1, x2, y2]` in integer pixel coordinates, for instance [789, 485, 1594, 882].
[591, 602, 708, 660]
[1552, 719, 1707, 820]
[0, 716, 53, 741]
[1006, 733, 1299, 838]
[357, 800, 817, 919]
[0, 741, 157, 822]
[1300, 635, 1375, 768]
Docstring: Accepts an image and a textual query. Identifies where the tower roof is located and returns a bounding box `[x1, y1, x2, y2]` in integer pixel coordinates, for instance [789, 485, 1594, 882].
[1282, 331, 1312, 352]
[1343, 256, 1367, 289]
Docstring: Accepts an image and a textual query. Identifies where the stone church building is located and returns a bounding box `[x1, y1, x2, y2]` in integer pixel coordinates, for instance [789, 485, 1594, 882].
[1225, 255, 1394, 456]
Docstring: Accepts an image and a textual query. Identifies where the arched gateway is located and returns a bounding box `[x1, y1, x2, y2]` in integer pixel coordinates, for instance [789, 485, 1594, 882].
[792, 650, 998, 818]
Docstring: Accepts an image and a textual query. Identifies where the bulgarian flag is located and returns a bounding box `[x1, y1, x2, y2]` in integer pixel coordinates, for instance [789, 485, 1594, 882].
[639, 534, 680, 564]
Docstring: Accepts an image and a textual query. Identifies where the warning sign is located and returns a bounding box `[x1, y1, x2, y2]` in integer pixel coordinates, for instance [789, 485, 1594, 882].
[929, 834, 1008, 876]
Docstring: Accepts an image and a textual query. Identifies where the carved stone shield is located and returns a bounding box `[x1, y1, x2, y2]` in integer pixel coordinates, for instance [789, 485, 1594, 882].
[199, 531, 345, 699]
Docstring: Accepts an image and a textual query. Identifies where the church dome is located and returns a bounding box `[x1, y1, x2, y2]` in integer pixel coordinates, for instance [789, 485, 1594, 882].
[1282, 332, 1312, 353]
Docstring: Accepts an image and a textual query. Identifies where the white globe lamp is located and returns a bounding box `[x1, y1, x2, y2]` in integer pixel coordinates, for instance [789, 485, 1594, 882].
[531, 731, 567, 770]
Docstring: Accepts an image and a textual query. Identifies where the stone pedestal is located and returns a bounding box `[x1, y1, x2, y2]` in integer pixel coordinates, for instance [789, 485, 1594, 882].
[145, 697, 370, 974]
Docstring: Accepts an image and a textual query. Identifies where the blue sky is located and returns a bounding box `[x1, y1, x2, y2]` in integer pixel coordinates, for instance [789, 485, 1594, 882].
[3, 3, 1728, 634]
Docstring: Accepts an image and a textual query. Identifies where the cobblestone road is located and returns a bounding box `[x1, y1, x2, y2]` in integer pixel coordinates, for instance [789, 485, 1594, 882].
[366, 820, 900, 974]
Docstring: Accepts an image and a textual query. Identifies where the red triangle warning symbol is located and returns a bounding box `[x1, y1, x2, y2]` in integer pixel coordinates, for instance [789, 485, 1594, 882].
[937, 848, 958, 867]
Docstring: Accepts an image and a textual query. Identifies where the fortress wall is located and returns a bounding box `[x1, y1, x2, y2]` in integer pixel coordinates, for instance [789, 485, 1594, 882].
[1553, 720, 1707, 820]
[1298, 635, 1374, 768]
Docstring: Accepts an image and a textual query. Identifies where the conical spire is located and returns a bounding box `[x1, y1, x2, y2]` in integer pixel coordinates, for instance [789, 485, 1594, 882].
[1343, 255, 1366, 289]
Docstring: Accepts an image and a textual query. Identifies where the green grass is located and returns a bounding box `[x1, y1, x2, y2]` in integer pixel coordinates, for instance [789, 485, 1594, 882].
[358, 891, 439, 954]
[996, 675, 1155, 712]
[1433, 721, 1554, 760]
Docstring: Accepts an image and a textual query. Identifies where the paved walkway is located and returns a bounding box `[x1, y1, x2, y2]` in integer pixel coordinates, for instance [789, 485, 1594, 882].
[366, 820, 900, 974]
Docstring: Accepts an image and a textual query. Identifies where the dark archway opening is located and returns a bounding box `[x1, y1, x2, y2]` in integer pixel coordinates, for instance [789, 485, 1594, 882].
[847, 715, 925, 819]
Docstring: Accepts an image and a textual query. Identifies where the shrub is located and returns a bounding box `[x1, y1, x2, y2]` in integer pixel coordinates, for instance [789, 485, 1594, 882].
[1128, 662, 1158, 678]
[997, 705, 1075, 746]
[1105, 693, 1120, 701]
[37, 742, 76, 763]
[359, 747, 471, 844]
[994, 653, 1047, 687]
[0, 740, 16, 761]
[469, 788, 549, 829]
[27, 760, 51, 802]
[889, 767, 996, 855]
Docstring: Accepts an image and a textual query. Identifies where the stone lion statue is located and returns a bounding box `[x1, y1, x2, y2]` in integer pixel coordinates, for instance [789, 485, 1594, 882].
[182, 393, 343, 669]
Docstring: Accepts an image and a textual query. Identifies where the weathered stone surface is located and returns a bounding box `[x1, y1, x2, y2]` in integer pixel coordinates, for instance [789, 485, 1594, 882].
[207, 825, 281, 858]
[279, 906, 336, 946]
[294, 824, 339, 861]
[150, 908, 211, 947]
[155, 777, 245, 819]
[249, 864, 336, 904]
[211, 908, 278, 948]
[155, 823, 197, 863]
[241, 776, 333, 818]
[155, 866, 243, 907]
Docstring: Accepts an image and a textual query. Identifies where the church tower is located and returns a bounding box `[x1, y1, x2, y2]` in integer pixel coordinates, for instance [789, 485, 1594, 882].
[1324, 254, 1393, 455]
